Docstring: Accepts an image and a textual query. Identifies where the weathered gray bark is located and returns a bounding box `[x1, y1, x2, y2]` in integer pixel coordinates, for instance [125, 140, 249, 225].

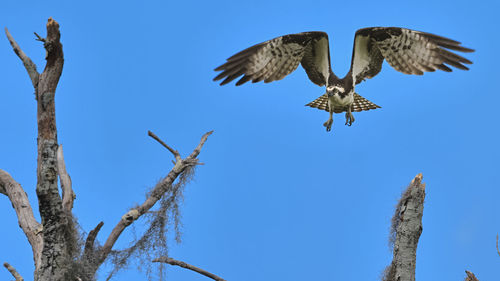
[34, 20, 74, 281]
[383, 174, 426, 281]
[0, 170, 43, 269]
[6, 18, 74, 281]
[3, 17, 213, 281]
[4, 19, 483, 281]
[381, 175, 482, 281]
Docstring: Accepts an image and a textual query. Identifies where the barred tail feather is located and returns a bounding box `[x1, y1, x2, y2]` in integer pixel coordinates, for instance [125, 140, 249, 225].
[305, 93, 381, 113]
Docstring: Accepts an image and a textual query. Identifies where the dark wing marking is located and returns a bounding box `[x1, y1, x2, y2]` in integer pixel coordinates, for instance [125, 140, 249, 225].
[300, 34, 331, 86]
[214, 32, 331, 86]
[350, 27, 474, 85]
[305, 93, 381, 113]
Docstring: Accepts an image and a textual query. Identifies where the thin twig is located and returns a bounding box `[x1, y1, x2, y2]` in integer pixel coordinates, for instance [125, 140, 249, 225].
[34, 32, 45, 42]
[5, 28, 40, 88]
[57, 145, 75, 211]
[3, 262, 24, 281]
[148, 131, 181, 161]
[153, 257, 226, 281]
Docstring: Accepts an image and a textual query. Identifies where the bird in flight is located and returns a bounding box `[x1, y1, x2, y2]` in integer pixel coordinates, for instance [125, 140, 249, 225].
[214, 27, 474, 132]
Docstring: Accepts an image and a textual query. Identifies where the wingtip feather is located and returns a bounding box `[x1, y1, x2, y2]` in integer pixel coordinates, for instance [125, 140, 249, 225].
[457, 46, 475, 53]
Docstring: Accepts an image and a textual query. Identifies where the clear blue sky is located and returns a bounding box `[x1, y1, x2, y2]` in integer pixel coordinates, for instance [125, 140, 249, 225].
[0, 0, 498, 280]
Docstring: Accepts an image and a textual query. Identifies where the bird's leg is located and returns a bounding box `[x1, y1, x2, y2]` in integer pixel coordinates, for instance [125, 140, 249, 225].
[345, 105, 355, 126]
[323, 101, 334, 132]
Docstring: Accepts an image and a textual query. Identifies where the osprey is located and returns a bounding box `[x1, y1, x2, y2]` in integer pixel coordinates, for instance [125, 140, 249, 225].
[214, 27, 474, 131]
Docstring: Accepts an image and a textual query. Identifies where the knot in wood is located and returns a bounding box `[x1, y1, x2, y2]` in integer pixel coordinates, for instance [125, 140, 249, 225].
[122, 209, 140, 225]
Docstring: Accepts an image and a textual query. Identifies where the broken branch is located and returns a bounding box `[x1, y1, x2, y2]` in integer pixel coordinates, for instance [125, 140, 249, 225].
[383, 173, 426, 281]
[148, 130, 181, 161]
[153, 257, 226, 281]
[465, 270, 480, 281]
[3, 262, 24, 281]
[34, 32, 44, 42]
[83, 221, 104, 259]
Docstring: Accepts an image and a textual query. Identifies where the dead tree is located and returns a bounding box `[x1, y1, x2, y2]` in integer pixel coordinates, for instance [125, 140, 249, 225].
[1, 18, 221, 281]
[382, 174, 426, 281]
[381, 174, 481, 281]
[0, 18, 486, 281]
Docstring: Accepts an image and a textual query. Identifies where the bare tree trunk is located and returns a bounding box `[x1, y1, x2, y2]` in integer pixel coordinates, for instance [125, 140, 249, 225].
[3, 19, 486, 281]
[5, 18, 74, 281]
[32, 19, 75, 281]
[5, 20, 214, 281]
[383, 174, 425, 281]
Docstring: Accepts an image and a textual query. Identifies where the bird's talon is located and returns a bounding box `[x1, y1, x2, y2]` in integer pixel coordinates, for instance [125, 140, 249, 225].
[344, 112, 355, 127]
[323, 120, 333, 132]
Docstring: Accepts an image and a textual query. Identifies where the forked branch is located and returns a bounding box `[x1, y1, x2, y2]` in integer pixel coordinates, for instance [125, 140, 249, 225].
[153, 257, 226, 281]
[6, 17, 68, 279]
[96, 131, 213, 266]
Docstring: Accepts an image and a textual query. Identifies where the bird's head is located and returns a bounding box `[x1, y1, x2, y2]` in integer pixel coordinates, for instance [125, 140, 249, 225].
[326, 85, 345, 96]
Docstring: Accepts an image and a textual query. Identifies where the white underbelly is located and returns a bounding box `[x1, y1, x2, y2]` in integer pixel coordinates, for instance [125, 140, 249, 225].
[328, 91, 354, 108]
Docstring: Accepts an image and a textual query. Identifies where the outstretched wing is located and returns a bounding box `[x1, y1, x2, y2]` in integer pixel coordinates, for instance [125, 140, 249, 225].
[305, 93, 381, 113]
[214, 32, 331, 86]
[350, 27, 474, 85]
